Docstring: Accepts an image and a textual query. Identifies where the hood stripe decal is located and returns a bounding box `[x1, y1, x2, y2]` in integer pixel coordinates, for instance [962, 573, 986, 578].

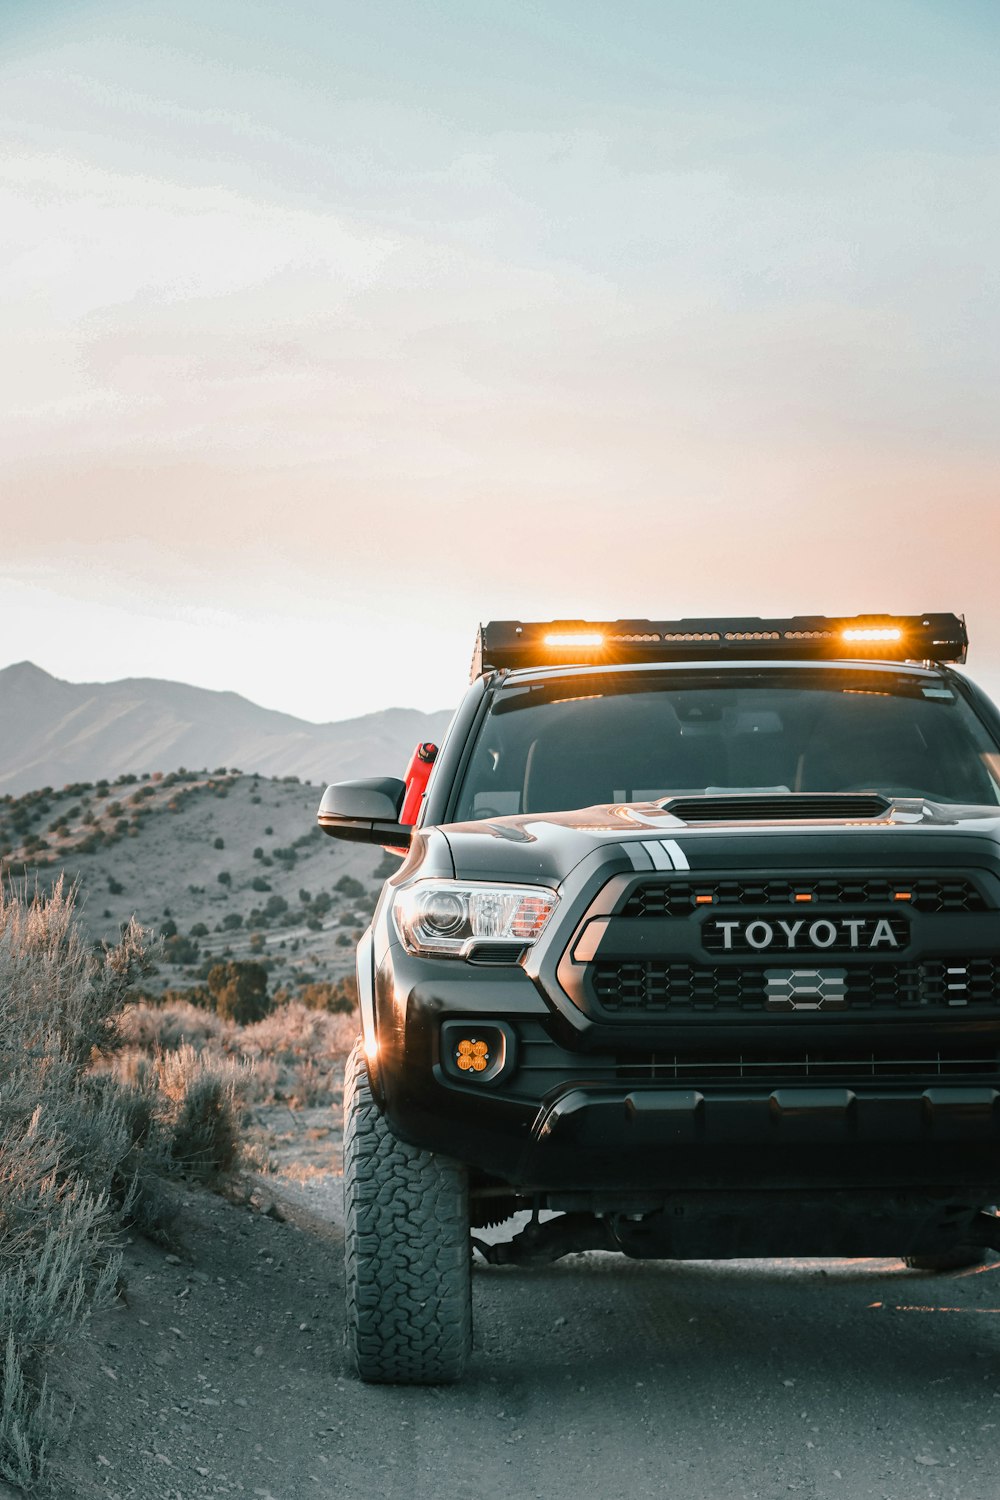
[639, 838, 691, 871]
[662, 838, 690, 870]
[645, 841, 673, 870]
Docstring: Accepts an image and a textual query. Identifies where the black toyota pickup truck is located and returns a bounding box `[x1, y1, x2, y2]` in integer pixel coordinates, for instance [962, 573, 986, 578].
[318, 614, 1000, 1383]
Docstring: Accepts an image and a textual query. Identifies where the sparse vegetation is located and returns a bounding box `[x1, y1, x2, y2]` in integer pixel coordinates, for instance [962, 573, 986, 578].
[206, 960, 270, 1025]
[0, 882, 252, 1489]
[0, 768, 379, 1023]
[293, 977, 358, 1013]
[118, 998, 357, 1109]
[163, 933, 199, 964]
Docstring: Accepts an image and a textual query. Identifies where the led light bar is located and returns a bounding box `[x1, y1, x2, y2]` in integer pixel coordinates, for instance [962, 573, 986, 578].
[470, 614, 967, 677]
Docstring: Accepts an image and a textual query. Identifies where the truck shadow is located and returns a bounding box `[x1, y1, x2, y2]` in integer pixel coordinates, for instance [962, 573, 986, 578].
[469, 1251, 1000, 1399]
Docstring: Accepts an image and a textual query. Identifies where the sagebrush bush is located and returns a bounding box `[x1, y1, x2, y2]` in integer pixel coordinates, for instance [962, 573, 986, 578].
[114, 998, 358, 1107]
[119, 999, 227, 1052]
[156, 1047, 244, 1179]
[238, 1002, 357, 1105]
[207, 960, 270, 1024]
[0, 881, 252, 1490]
[291, 977, 357, 1013]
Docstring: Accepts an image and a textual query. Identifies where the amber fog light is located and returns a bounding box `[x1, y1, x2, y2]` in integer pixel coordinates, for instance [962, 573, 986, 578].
[457, 1039, 489, 1072]
[439, 1021, 515, 1085]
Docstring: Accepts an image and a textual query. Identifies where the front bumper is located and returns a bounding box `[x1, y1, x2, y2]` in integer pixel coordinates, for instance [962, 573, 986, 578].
[372, 949, 1000, 1195]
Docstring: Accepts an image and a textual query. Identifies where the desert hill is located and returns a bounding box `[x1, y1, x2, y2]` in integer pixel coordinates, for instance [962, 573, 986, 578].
[0, 768, 392, 993]
[0, 661, 451, 796]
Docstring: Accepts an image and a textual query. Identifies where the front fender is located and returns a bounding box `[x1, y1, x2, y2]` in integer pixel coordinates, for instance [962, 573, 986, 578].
[354, 928, 384, 1105]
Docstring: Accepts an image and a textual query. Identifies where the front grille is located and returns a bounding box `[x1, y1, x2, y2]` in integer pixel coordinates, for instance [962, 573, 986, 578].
[661, 794, 890, 822]
[622, 876, 986, 917]
[592, 957, 1000, 1015]
[614, 1042, 1000, 1084]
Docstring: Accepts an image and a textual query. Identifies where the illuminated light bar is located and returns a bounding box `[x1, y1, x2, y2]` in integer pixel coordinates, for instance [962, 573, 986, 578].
[794, 893, 813, 903]
[843, 627, 902, 643]
[694, 893, 714, 905]
[471, 614, 968, 677]
[894, 891, 913, 902]
[544, 631, 604, 648]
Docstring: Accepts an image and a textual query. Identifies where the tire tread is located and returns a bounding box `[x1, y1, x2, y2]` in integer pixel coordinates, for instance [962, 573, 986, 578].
[343, 1040, 471, 1383]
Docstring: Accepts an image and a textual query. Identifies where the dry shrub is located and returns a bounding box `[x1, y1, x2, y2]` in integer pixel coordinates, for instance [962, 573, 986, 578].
[0, 880, 252, 1489]
[0, 1120, 117, 1350]
[154, 1046, 244, 1179]
[115, 998, 359, 1107]
[119, 999, 227, 1052]
[235, 1002, 358, 1105]
[240, 1000, 357, 1061]
[0, 880, 134, 1488]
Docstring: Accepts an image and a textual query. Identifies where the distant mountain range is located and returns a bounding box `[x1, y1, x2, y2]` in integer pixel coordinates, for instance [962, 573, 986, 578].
[0, 662, 452, 796]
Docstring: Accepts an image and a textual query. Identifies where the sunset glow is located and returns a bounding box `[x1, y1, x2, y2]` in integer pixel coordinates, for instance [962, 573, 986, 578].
[2, 1, 999, 718]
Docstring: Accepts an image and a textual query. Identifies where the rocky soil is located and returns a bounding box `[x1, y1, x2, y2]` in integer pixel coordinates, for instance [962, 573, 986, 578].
[48, 1112, 1000, 1500]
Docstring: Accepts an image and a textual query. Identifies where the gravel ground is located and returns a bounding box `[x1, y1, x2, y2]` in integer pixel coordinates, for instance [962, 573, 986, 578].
[50, 1152, 1000, 1500]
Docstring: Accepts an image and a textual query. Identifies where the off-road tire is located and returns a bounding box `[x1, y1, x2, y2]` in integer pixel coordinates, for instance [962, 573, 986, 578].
[343, 1039, 472, 1383]
[903, 1247, 987, 1272]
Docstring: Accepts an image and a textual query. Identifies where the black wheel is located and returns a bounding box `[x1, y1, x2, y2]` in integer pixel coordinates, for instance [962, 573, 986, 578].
[904, 1247, 987, 1272]
[343, 1039, 472, 1383]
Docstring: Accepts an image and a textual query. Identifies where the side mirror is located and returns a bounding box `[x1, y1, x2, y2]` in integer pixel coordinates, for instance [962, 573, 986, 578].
[317, 777, 411, 847]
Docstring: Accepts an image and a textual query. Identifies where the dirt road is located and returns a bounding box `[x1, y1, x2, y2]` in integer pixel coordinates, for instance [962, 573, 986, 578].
[56, 1166, 1000, 1500]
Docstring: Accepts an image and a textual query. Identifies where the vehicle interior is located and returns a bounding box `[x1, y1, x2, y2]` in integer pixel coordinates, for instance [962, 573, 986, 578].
[453, 670, 1000, 818]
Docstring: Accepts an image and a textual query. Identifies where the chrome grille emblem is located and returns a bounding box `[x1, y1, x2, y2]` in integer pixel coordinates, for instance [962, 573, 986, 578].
[765, 968, 848, 1011]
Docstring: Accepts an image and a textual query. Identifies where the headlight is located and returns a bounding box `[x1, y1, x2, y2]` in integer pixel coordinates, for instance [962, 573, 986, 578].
[392, 880, 559, 958]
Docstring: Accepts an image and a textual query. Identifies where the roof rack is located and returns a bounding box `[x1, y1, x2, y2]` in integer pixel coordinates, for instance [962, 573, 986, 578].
[470, 614, 967, 679]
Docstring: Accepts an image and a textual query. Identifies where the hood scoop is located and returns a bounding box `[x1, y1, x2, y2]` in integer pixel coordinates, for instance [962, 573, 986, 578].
[659, 793, 892, 824]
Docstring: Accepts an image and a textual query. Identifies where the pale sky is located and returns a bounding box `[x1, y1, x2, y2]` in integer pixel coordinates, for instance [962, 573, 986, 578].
[2, 0, 999, 720]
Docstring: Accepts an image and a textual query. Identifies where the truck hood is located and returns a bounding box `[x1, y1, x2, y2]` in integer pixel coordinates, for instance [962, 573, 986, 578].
[439, 796, 1000, 885]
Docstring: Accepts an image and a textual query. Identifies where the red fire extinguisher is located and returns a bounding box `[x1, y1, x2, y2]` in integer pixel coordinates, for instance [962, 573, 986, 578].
[399, 742, 438, 828]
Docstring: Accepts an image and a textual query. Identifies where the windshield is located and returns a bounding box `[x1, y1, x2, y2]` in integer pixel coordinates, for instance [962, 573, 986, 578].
[453, 668, 1000, 819]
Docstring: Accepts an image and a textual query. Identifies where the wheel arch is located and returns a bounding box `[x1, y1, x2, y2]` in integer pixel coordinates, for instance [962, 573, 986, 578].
[355, 927, 384, 1105]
